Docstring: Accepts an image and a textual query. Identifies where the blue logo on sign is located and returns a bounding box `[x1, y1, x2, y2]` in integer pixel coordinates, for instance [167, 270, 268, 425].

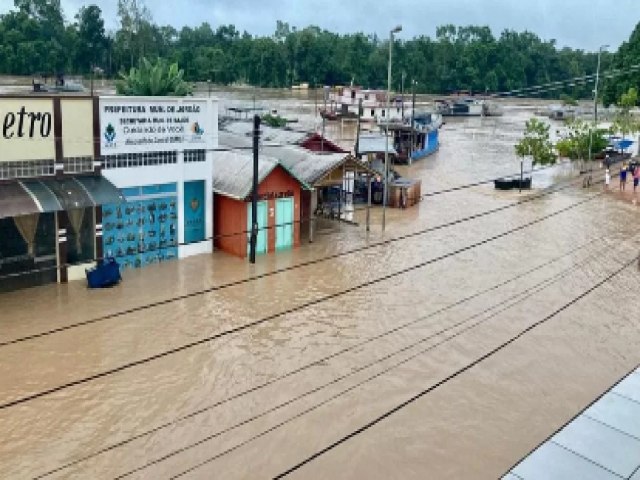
[104, 123, 116, 143]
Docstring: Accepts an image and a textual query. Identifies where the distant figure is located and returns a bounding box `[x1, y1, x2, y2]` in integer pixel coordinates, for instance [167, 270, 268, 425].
[605, 168, 610, 190]
[634, 166, 640, 193]
[620, 164, 628, 191]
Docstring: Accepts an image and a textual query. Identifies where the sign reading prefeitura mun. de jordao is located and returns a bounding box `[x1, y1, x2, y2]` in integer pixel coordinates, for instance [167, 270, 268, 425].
[98, 97, 215, 154]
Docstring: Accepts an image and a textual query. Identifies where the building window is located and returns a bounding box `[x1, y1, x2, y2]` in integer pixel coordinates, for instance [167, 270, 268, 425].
[365, 94, 370, 100]
[184, 149, 206, 163]
[66, 207, 95, 265]
[0, 160, 55, 180]
[381, 110, 386, 117]
[63, 157, 94, 174]
[101, 151, 178, 169]
[371, 109, 375, 117]
[0, 213, 57, 292]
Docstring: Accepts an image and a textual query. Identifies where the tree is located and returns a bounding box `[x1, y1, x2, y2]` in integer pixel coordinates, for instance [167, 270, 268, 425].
[117, 0, 152, 69]
[516, 118, 557, 165]
[116, 57, 192, 96]
[556, 120, 608, 160]
[613, 87, 640, 148]
[75, 5, 107, 73]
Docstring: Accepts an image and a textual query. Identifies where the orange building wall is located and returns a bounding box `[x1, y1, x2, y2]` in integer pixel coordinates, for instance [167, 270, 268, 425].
[214, 194, 247, 258]
[214, 166, 302, 259]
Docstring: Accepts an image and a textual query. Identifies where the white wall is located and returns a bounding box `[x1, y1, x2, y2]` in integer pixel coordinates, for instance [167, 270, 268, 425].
[101, 97, 218, 261]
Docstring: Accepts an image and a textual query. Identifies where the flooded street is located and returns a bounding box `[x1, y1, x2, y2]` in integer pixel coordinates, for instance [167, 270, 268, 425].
[1, 89, 639, 479]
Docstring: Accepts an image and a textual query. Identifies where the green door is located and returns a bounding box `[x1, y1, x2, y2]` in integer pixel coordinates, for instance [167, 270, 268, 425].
[275, 198, 294, 250]
[247, 201, 268, 256]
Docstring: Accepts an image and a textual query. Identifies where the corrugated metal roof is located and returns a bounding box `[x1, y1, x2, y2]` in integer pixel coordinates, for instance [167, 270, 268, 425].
[212, 149, 312, 200]
[212, 151, 279, 200]
[218, 131, 252, 149]
[358, 135, 398, 155]
[268, 146, 349, 185]
[223, 121, 310, 145]
[269, 145, 379, 186]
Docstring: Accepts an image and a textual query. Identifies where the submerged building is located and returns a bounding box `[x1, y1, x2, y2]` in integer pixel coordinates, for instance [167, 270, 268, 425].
[0, 94, 218, 292]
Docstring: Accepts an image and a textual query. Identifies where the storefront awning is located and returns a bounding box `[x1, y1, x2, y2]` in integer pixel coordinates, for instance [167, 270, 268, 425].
[0, 176, 124, 220]
[0, 182, 48, 220]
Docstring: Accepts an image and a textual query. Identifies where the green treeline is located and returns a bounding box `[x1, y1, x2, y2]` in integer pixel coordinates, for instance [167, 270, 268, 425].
[1, 0, 635, 100]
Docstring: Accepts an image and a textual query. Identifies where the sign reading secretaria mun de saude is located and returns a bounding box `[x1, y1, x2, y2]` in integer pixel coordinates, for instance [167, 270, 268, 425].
[99, 97, 214, 154]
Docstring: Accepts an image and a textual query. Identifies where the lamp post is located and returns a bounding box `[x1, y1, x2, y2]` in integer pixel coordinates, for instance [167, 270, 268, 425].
[594, 44, 609, 126]
[383, 24, 402, 232]
[587, 44, 609, 187]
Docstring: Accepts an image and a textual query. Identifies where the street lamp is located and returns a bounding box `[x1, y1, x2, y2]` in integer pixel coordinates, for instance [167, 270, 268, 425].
[383, 24, 402, 232]
[587, 44, 609, 187]
[594, 44, 609, 125]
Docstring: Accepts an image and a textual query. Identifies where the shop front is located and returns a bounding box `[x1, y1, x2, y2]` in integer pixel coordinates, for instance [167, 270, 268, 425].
[0, 95, 123, 292]
[99, 96, 217, 270]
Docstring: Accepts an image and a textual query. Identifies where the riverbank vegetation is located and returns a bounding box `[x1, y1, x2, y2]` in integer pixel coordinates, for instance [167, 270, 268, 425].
[0, 0, 625, 98]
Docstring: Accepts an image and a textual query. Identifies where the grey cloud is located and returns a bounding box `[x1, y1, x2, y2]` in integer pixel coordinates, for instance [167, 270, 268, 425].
[0, 0, 636, 51]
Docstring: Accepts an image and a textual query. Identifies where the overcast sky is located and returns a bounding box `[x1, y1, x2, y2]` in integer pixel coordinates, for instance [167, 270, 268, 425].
[1, 0, 637, 51]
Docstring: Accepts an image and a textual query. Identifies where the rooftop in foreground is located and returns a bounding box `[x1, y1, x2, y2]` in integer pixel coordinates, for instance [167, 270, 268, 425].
[504, 366, 640, 480]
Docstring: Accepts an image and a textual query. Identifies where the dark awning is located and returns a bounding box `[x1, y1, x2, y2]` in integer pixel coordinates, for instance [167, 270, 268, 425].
[0, 176, 124, 220]
[0, 182, 44, 220]
[74, 176, 125, 206]
[20, 179, 63, 213]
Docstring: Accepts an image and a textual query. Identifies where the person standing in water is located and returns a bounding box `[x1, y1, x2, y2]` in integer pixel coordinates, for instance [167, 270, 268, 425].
[620, 163, 628, 191]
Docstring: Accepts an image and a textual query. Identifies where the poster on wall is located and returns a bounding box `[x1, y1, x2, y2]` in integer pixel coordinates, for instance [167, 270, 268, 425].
[99, 98, 213, 154]
[102, 183, 178, 270]
[183, 180, 205, 244]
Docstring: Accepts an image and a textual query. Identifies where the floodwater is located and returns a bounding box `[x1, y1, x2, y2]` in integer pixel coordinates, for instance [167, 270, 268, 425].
[1, 87, 640, 479]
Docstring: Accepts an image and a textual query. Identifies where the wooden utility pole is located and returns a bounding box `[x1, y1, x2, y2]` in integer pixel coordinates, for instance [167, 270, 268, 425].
[250, 115, 261, 264]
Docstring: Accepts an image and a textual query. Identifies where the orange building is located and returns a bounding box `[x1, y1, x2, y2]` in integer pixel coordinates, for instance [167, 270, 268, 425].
[212, 151, 310, 258]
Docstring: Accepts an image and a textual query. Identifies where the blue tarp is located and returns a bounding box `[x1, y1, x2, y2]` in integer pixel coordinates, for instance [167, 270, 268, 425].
[613, 139, 634, 151]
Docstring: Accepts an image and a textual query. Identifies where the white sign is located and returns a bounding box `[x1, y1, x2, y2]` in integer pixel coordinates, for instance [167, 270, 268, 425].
[99, 98, 213, 154]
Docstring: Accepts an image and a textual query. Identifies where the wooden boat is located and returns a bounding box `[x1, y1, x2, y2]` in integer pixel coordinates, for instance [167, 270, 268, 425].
[494, 177, 532, 190]
[494, 178, 515, 190]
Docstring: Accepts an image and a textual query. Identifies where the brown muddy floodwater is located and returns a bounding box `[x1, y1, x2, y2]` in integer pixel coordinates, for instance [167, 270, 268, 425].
[0, 88, 639, 479]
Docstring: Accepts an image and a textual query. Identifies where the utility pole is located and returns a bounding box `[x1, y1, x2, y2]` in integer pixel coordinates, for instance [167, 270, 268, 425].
[401, 71, 406, 120]
[410, 79, 416, 165]
[383, 25, 402, 232]
[321, 85, 328, 152]
[250, 115, 261, 264]
[355, 98, 363, 157]
[90, 64, 95, 97]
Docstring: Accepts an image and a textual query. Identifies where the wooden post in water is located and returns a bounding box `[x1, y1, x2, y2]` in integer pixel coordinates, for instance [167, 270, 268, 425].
[309, 188, 316, 243]
[366, 174, 372, 232]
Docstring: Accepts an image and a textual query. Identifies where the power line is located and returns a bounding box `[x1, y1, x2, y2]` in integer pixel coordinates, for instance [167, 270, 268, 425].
[497, 63, 640, 97]
[34, 231, 608, 479]
[0, 159, 572, 283]
[116, 239, 622, 479]
[272, 255, 638, 479]
[0, 171, 591, 348]
[0, 186, 604, 410]
[166, 248, 637, 480]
